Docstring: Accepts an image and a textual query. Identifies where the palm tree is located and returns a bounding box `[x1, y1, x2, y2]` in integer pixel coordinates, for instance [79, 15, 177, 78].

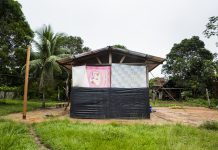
[29, 25, 69, 107]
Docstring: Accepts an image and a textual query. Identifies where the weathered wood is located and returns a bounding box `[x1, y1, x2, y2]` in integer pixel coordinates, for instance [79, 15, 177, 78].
[23, 46, 31, 119]
[120, 55, 126, 63]
[64, 70, 70, 111]
[96, 57, 102, 64]
[109, 51, 112, 64]
[146, 65, 149, 87]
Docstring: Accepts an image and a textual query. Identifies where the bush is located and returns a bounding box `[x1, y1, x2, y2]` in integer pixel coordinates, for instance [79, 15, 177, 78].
[181, 91, 192, 99]
[0, 85, 19, 92]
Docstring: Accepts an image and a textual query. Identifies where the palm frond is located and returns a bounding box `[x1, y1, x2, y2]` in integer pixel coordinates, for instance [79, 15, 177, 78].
[45, 56, 62, 73]
[57, 54, 71, 58]
[29, 59, 43, 72]
[33, 25, 69, 91]
[54, 48, 70, 55]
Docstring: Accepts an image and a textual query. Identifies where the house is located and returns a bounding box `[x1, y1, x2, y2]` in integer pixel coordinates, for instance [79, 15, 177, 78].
[57, 46, 164, 119]
[151, 78, 183, 100]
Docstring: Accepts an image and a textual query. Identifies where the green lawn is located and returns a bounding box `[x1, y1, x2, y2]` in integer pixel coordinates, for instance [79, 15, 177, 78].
[150, 98, 218, 108]
[1, 99, 218, 150]
[0, 119, 38, 150]
[34, 119, 218, 150]
[0, 99, 56, 116]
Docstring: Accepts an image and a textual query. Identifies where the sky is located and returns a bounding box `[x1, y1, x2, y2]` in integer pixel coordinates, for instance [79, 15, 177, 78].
[19, 0, 218, 78]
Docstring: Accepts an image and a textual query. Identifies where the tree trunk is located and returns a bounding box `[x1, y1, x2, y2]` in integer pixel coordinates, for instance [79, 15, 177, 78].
[42, 91, 45, 108]
[206, 88, 211, 108]
[192, 89, 196, 98]
[57, 86, 60, 101]
[64, 72, 70, 111]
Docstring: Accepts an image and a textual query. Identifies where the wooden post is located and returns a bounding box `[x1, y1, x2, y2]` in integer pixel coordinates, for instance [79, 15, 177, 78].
[146, 65, 149, 87]
[23, 46, 31, 119]
[109, 51, 112, 64]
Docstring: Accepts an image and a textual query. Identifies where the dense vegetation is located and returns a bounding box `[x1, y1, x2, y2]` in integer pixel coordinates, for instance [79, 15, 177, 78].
[162, 36, 217, 98]
[159, 16, 218, 99]
[0, 0, 33, 86]
[0, 0, 90, 103]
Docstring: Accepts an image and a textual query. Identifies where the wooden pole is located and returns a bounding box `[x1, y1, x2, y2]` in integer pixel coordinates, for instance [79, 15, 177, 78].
[109, 51, 112, 64]
[23, 46, 31, 119]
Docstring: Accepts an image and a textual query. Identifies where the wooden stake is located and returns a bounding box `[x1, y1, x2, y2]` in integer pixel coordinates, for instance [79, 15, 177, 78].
[23, 46, 31, 119]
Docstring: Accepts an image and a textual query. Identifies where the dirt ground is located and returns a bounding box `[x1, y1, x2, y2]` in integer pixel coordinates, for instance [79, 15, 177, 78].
[2, 107, 218, 126]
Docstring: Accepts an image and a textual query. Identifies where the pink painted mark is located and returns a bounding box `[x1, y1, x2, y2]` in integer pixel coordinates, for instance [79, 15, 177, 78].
[86, 66, 111, 87]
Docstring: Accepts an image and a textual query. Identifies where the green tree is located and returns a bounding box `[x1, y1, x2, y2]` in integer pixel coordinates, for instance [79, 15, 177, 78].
[0, 0, 33, 86]
[29, 25, 68, 107]
[162, 36, 216, 97]
[112, 44, 127, 49]
[53, 35, 90, 101]
[203, 16, 218, 46]
[203, 16, 218, 98]
[203, 16, 218, 75]
[61, 36, 90, 54]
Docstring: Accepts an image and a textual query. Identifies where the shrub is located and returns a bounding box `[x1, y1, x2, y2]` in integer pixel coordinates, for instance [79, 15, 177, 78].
[0, 85, 19, 92]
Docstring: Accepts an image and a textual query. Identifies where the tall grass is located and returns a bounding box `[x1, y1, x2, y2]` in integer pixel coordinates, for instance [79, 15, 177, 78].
[0, 119, 38, 150]
[34, 119, 218, 150]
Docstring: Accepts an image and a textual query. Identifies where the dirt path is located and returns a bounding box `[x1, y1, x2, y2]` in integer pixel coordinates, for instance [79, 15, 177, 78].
[30, 127, 50, 150]
[2, 107, 218, 126]
[154, 107, 218, 126]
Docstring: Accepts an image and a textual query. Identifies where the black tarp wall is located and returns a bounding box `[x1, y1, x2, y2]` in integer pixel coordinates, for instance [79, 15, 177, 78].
[70, 87, 150, 119]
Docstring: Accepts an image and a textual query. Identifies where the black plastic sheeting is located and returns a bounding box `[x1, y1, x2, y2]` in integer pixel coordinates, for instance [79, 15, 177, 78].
[70, 88, 150, 119]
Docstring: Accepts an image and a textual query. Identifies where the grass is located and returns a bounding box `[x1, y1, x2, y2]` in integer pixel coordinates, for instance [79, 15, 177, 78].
[0, 99, 56, 116]
[200, 121, 218, 131]
[33, 119, 218, 150]
[0, 119, 38, 150]
[150, 98, 218, 108]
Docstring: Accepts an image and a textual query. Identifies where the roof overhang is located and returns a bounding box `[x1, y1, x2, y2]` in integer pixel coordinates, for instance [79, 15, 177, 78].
[57, 46, 165, 72]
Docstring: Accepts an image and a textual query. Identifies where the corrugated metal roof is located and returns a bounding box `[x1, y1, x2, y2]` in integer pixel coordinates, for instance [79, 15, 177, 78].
[57, 46, 165, 72]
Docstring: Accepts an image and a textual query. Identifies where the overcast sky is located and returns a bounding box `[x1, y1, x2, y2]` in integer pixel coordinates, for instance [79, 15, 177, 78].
[19, 0, 218, 78]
